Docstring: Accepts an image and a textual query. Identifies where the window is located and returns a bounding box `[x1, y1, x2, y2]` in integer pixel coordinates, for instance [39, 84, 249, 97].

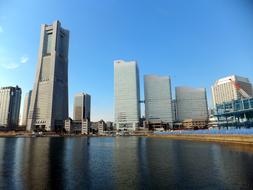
[43, 32, 53, 55]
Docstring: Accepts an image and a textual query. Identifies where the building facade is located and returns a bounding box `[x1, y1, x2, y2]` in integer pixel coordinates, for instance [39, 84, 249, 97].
[211, 75, 253, 107]
[27, 21, 69, 131]
[0, 86, 22, 129]
[176, 87, 208, 121]
[144, 75, 173, 127]
[114, 60, 141, 131]
[73, 93, 91, 122]
[21, 90, 32, 126]
[172, 99, 177, 121]
[98, 120, 106, 134]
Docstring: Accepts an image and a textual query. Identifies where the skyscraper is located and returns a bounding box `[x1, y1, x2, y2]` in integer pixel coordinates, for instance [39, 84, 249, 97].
[73, 93, 91, 121]
[0, 86, 21, 129]
[176, 87, 208, 121]
[114, 60, 141, 131]
[144, 75, 173, 127]
[211, 75, 253, 106]
[21, 90, 32, 126]
[27, 21, 69, 131]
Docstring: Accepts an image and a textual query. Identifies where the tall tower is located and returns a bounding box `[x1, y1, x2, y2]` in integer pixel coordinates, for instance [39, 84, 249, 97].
[21, 90, 32, 126]
[0, 86, 22, 129]
[144, 75, 173, 127]
[73, 93, 91, 122]
[114, 60, 140, 131]
[27, 21, 69, 131]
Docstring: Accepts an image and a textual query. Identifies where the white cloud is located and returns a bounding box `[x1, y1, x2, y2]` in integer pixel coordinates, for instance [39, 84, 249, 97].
[0, 63, 19, 69]
[0, 26, 3, 33]
[0, 48, 29, 70]
[20, 56, 29, 64]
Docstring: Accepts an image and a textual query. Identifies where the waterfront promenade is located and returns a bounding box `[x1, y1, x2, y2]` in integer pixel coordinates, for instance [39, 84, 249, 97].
[151, 129, 253, 144]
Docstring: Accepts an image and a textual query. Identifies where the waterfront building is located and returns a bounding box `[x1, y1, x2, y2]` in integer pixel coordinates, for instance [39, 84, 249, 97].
[21, 90, 32, 126]
[182, 119, 208, 129]
[144, 75, 173, 129]
[64, 118, 72, 133]
[81, 119, 90, 134]
[27, 21, 69, 131]
[0, 86, 22, 129]
[73, 93, 91, 121]
[176, 87, 208, 124]
[106, 121, 113, 131]
[64, 118, 89, 134]
[98, 120, 106, 134]
[211, 75, 253, 106]
[114, 60, 141, 131]
[215, 98, 253, 128]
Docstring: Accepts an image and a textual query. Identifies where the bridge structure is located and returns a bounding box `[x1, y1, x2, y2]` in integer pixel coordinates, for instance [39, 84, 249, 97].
[215, 98, 253, 128]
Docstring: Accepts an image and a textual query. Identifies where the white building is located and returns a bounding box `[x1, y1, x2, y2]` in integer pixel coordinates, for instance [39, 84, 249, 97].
[114, 60, 141, 131]
[144, 75, 173, 126]
[0, 86, 22, 129]
[176, 87, 208, 121]
[21, 90, 32, 126]
[211, 75, 253, 106]
[27, 21, 69, 131]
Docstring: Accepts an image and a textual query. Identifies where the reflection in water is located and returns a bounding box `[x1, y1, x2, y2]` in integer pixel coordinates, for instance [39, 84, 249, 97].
[0, 137, 253, 189]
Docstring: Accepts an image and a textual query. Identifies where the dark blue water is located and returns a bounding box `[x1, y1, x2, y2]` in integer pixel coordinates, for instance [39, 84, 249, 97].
[0, 137, 253, 190]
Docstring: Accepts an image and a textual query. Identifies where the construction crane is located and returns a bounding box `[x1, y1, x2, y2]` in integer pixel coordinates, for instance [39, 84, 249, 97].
[229, 78, 251, 99]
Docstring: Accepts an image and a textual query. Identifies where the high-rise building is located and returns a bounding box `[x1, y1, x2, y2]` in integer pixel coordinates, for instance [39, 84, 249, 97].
[114, 60, 141, 130]
[176, 87, 208, 121]
[172, 99, 177, 121]
[73, 93, 91, 121]
[211, 75, 253, 106]
[0, 86, 21, 129]
[21, 90, 32, 126]
[27, 21, 69, 131]
[144, 75, 173, 127]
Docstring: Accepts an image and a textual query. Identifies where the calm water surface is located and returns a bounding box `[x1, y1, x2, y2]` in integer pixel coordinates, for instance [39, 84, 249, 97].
[0, 137, 253, 190]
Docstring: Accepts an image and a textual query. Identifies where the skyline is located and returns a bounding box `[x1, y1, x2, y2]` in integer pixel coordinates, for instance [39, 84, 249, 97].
[1, 0, 253, 121]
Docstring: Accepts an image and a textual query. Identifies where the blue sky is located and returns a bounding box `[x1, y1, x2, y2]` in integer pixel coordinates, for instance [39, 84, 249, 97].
[0, 0, 253, 121]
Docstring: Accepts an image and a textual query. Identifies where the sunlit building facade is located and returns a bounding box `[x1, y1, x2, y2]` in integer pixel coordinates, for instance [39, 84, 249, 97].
[211, 75, 253, 107]
[21, 90, 32, 126]
[73, 93, 91, 122]
[144, 75, 173, 126]
[176, 87, 208, 121]
[0, 86, 21, 129]
[27, 21, 69, 131]
[114, 60, 141, 130]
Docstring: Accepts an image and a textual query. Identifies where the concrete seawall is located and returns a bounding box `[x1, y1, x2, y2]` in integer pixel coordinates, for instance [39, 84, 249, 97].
[149, 134, 253, 145]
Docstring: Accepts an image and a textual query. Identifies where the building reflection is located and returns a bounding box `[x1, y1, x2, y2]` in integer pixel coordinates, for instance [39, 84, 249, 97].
[22, 138, 50, 189]
[63, 137, 90, 189]
[0, 138, 18, 189]
[0, 137, 253, 189]
[112, 137, 141, 189]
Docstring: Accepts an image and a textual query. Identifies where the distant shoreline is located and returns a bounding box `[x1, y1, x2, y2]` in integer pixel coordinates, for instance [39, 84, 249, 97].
[1, 131, 253, 145]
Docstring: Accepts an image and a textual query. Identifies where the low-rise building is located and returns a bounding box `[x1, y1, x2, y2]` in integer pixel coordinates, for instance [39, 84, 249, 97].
[64, 118, 89, 134]
[98, 120, 106, 134]
[81, 119, 90, 135]
[182, 119, 208, 129]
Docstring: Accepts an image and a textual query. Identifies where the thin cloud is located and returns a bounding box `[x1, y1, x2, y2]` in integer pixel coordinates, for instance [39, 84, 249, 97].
[0, 26, 3, 33]
[20, 56, 29, 64]
[0, 48, 29, 70]
[0, 63, 19, 69]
